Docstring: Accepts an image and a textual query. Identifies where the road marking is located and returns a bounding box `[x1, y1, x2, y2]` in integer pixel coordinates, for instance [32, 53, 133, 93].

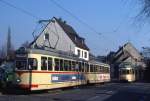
[87, 96, 100, 101]
[106, 91, 113, 94]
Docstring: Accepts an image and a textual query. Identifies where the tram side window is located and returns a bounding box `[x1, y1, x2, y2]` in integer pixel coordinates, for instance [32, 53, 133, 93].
[79, 62, 82, 72]
[95, 65, 98, 72]
[82, 62, 84, 72]
[48, 57, 52, 71]
[94, 65, 96, 72]
[129, 69, 131, 74]
[132, 70, 135, 74]
[106, 67, 109, 73]
[93, 65, 95, 72]
[41, 57, 47, 70]
[84, 63, 88, 72]
[130, 69, 134, 74]
[86, 64, 89, 72]
[96, 65, 98, 72]
[104, 67, 106, 73]
[72, 61, 76, 71]
[60, 59, 64, 71]
[90, 65, 93, 72]
[97, 66, 100, 72]
[102, 67, 104, 73]
[99, 66, 102, 72]
[108, 68, 110, 73]
[28, 58, 37, 70]
[64, 60, 69, 71]
[94, 65, 97, 72]
[55, 58, 60, 71]
[126, 70, 130, 74]
[68, 61, 72, 71]
[75, 62, 79, 71]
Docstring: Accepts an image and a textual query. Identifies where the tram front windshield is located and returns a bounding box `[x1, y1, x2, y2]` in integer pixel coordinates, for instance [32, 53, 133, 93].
[16, 58, 37, 70]
[16, 59, 27, 70]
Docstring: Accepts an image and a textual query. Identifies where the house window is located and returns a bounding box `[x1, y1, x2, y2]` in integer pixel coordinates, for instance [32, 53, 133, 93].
[77, 49, 80, 57]
[84, 52, 87, 58]
[44, 33, 49, 40]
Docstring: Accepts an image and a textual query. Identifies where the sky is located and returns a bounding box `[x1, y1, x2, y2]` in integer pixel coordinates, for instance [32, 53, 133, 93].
[0, 0, 150, 56]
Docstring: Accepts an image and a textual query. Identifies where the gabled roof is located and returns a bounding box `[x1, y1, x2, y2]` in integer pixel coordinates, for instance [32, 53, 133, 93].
[29, 22, 50, 47]
[29, 17, 89, 51]
[114, 42, 143, 62]
[54, 17, 89, 50]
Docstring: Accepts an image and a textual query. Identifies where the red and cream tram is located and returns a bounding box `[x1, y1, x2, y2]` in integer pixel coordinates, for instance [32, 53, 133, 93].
[14, 47, 110, 91]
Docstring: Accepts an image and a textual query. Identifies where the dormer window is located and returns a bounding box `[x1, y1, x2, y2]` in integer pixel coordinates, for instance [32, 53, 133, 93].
[44, 33, 49, 40]
[75, 36, 77, 41]
[82, 40, 84, 44]
[84, 52, 87, 58]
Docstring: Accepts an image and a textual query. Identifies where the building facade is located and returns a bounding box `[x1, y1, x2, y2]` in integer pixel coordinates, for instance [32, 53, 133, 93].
[111, 42, 145, 80]
[30, 17, 89, 61]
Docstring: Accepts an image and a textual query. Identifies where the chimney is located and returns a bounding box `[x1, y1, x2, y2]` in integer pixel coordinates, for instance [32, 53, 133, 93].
[64, 20, 66, 24]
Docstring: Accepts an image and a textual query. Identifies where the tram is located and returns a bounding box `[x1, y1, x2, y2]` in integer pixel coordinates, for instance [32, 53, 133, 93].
[85, 60, 110, 84]
[119, 62, 136, 82]
[14, 47, 110, 91]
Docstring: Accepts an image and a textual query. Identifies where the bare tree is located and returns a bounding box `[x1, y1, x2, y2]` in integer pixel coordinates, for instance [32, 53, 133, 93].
[138, 0, 150, 19]
[21, 41, 30, 48]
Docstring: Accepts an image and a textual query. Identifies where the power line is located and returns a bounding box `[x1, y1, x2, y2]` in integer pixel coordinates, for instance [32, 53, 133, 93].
[113, 0, 136, 33]
[0, 0, 41, 20]
[49, 0, 101, 36]
[0, 0, 45, 40]
[0, 0, 101, 36]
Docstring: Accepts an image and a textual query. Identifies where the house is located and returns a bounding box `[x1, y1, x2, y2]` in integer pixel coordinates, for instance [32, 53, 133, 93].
[111, 42, 145, 80]
[30, 17, 89, 61]
[141, 47, 150, 82]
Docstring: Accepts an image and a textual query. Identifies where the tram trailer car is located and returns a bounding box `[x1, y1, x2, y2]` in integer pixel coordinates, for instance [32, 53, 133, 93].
[85, 60, 110, 84]
[14, 47, 110, 91]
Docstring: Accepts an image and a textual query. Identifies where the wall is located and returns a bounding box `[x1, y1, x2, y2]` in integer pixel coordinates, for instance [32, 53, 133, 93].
[75, 47, 89, 61]
[32, 19, 76, 53]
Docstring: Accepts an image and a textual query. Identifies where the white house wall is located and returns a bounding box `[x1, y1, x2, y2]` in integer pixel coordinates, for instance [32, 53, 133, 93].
[32, 19, 76, 53]
[124, 43, 142, 61]
[75, 47, 89, 61]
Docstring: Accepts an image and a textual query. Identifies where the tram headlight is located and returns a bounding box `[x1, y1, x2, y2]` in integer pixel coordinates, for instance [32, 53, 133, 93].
[16, 78, 21, 83]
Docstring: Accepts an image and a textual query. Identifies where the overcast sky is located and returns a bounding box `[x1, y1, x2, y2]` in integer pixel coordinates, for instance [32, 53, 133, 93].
[0, 0, 149, 56]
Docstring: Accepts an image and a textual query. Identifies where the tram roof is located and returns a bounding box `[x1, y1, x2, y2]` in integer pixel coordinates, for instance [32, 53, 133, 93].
[16, 47, 86, 62]
[119, 67, 135, 70]
[89, 60, 110, 67]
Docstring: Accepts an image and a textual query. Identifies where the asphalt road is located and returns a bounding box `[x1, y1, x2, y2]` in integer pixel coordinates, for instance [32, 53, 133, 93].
[0, 83, 150, 101]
